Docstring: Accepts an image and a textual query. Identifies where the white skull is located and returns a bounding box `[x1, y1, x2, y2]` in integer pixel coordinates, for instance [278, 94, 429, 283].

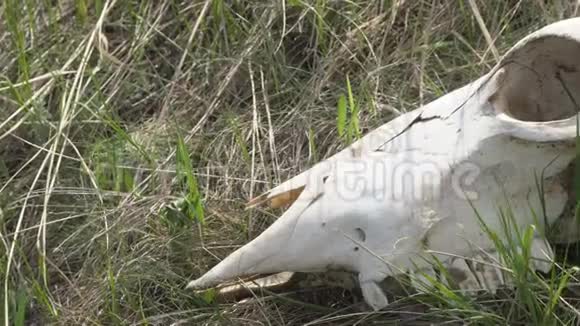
[187, 18, 580, 310]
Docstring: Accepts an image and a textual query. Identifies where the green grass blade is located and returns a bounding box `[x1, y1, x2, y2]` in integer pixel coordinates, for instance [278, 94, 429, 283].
[176, 131, 205, 225]
[337, 94, 347, 138]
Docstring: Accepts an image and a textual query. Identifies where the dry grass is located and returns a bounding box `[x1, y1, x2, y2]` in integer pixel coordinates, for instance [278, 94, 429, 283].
[2, 0, 580, 325]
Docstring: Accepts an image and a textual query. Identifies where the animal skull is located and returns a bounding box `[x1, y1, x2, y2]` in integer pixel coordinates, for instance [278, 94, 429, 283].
[187, 18, 580, 310]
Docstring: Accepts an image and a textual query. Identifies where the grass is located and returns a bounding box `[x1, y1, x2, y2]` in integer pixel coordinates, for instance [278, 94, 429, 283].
[1, 0, 580, 324]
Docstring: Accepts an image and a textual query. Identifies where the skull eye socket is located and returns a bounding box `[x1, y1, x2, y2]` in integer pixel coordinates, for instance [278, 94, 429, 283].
[490, 36, 580, 122]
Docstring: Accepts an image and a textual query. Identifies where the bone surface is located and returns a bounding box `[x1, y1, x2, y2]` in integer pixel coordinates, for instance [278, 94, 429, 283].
[187, 18, 580, 310]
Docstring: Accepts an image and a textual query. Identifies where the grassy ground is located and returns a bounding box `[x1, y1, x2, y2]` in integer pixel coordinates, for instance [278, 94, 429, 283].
[2, 0, 580, 325]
